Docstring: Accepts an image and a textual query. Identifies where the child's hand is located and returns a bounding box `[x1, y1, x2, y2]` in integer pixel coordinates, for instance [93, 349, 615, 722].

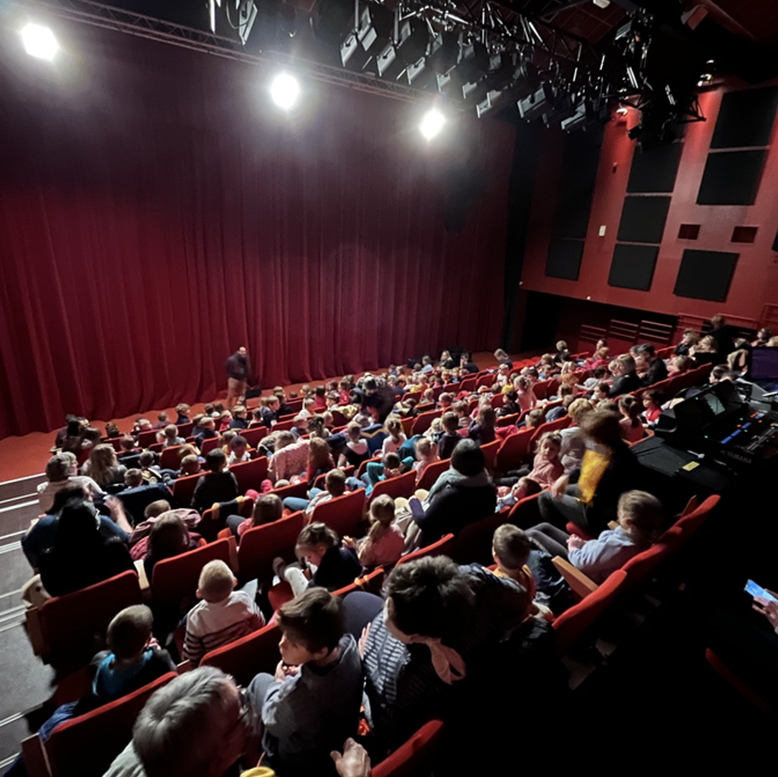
[331, 738, 371, 777]
[342, 536, 356, 549]
[566, 534, 585, 550]
[358, 623, 371, 658]
[550, 475, 569, 499]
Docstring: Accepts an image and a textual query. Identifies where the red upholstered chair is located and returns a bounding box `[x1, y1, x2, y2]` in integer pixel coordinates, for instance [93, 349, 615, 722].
[552, 570, 627, 655]
[332, 568, 386, 598]
[494, 428, 534, 472]
[171, 473, 201, 508]
[396, 534, 454, 567]
[476, 373, 496, 390]
[705, 648, 772, 713]
[330, 410, 349, 427]
[372, 719, 445, 777]
[199, 498, 254, 542]
[268, 480, 308, 503]
[273, 418, 295, 432]
[200, 437, 220, 455]
[528, 416, 571, 448]
[159, 444, 188, 471]
[620, 539, 675, 593]
[411, 410, 442, 436]
[491, 392, 505, 408]
[496, 412, 519, 427]
[667, 495, 719, 548]
[148, 442, 164, 453]
[38, 672, 177, 777]
[105, 438, 124, 453]
[243, 426, 269, 447]
[369, 471, 416, 504]
[416, 459, 449, 491]
[201, 623, 282, 687]
[507, 493, 541, 529]
[150, 539, 232, 611]
[357, 455, 382, 479]
[446, 508, 511, 566]
[230, 456, 269, 493]
[532, 380, 550, 400]
[237, 512, 305, 584]
[287, 397, 304, 413]
[414, 403, 435, 414]
[37, 571, 143, 666]
[480, 439, 501, 472]
[546, 378, 560, 396]
[312, 490, 367, 538]
[137, 429, 157, 448]
[176, 422, 194, 437]
[458, 376, 477, 392]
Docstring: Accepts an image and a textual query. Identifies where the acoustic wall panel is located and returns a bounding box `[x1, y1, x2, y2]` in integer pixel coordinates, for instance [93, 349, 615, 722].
[710, 87, 778, 149]
[627, 142, 683, 194]
[608, 244, 659, 291]
[617, 196, 671, 243]
[673, 249, 739, 302]
[697, 150, 766, 205]
[545, 237, 584, 281]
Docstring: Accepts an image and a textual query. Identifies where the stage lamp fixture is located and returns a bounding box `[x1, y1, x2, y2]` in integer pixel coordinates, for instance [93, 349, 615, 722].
[270, 72, 299, 109]
[21, 23, 58, 60]
[420, 108, 445, 140]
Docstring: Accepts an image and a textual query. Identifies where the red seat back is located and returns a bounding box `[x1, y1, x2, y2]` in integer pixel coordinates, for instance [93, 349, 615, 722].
[176, 422, 194, 437]
[491, 392, 505, 408]
[201, 623, 281, 687]
[369, 471, 417, 504]
[40, 571, 143, 664]
[507, 492, 542, 528]
[546, 378, 560, 396]
[243, 426, 269, 447]
[136, 429, 157, 448]
[669, 495, 719, 548]
[230, 456, 269, 493]
[312, 490, 367, 538]
[411, 410, 442, 436]
[356, 455, 382, 479]
[552, 570, 627, 655]
[496, 412, 518, 427]
[494, 428, 534, 472]
[479, 439, 501, 471]
[200, 437, 220, 455]
[159, 445, 188, 471]
[238, 512, 305, 582]
[46, 672, 177, 777]
[458, 376, 477, 392]
[105, 438, 124, 453]
[372, 719, 445, 777]
[332, 568, 386, 598]
[269, 480, 308, 503]
[620, 540, 674, 590]
[476, 373, 496, 390]
[273, 418, 295, 432]
[529, 415, 571, 447]
[171, 473, 201, 509]
[446, 508, 510, 566]
[532, 380, 550, 400]
[150, 539, 232, 609]
[148, 442, 164, 453]
[416, 459, 450, 491]
[396, 534, 454, 566]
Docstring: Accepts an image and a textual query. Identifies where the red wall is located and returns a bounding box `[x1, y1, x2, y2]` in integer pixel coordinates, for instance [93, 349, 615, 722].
[520, 79, 778, 326]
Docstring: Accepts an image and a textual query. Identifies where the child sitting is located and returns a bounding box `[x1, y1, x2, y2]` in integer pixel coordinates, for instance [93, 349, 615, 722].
[176, 454, 201, 479]
[491, 524, 553, 621]
[362, 452, 407, 494]
[523, 408, 546, 430]
[117, 435, 139, 461]
[191, 449, 239, 514]
[642, 388, 663, 426]
[227, 493, 283, 540]
[194, 417, 218, 447]
[283, 469, 348, 516]
[382, 415, 407, 455]
[218, 411, 233, 432]
[229, 405, 249, 430]
[590, 381, 609, 404]
[248, 588, 363, 777]
[347, 494, 404, 569]
[413, 437, 440, 481]
[338, 422, 370, 469]
[525, 490, 663, 584]
[468, 405, 496, 445]
[273, 523, 361, 596]
[157, 424, 185, 448]
[437, 392, 454, 412]
[227, 435, 251, 466]
[496, 475, 542, 510]
[174, 404, 191, 425]
[618, 395, 644, 443]
[313, 385, 327, 412]
[526, 432, 564, 488]
[438, 412, 462, 460]
[138, 451, 163, 484]
[105, 422, 121, 439]
[182, 560, 265, 665]
[154, 411, 170, 430]
[583, 366, 609, 390]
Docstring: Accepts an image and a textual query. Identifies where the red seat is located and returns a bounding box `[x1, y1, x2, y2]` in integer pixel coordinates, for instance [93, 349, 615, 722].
[369, 471, 417, 504]
[667, 495, 719, 548]
[238, 512, 305, 583]
[705, 648, 772, 713]
[372, 719, 445, 777]
[532, 380, 550, 400]
[411, 410, 442, 436]
[312, 490, 367, 538]
[496, 412, 519, 427]
[552, 570, 627, 655]
[199, 498, 254, 542]
[416, 459, 449, 491]
[476, 373, 496, 390]
[171, 473, 201, 509]
[494, 428, 534, 472]
[148, 441, 163, 453]
[201, 623, 282, 687]
[43, 672, 177, 777]
[243, 426, 269, 447]
[507, 493, 541, 528]
[331, 410, 349, 427]
[150, 539, 232, 610]
[159, 444, 188, 471]
[357, 455, 382, 479]
[479, 439, 501, 472]
[39, 571, 143, 666]
[136, 429, 157, 449]
[491, 392, 506, 408]
[446, 508, 511, 567]
[546, 378, 560, 396]
[230, 456, 269, 493]
[529, 415, 571, 448]
[396, 534, 454, 566]
[269, 480, 309, 503]
[104, 438, 124, 453]
[200, 437, 220, 455]
[458, 376, 477, 392]
[273, 418, 295, 432]
[176, 422, 194, 437]
[620, 540, 674, 592]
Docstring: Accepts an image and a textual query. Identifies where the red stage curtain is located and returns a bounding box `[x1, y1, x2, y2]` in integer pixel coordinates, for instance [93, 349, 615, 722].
[0, 21, 514, 439]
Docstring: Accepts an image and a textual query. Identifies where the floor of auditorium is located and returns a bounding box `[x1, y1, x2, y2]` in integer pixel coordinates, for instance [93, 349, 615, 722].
[0, 352, 773, 770]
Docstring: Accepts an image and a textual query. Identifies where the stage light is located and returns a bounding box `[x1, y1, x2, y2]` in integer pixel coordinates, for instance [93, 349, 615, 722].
[270, 73, 299, 109]
[420, 109, 445, 140]
[21, 23, 58, 60]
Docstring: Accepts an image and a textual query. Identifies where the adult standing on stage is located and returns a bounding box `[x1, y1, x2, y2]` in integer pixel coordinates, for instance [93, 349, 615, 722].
[225, 346, 250, 410]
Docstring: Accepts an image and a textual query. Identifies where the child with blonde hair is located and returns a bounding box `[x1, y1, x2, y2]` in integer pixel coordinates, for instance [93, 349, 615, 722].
[338, 422, 370, 469]
[347, 494, 404, 569]
[515, 376, 537, 413]
[413, 437, 440, 481]
[382, 414, 407, 455]
[157, 424, 186, 448]
[527, 432, 564, 488]
[182, 559, 265, 665]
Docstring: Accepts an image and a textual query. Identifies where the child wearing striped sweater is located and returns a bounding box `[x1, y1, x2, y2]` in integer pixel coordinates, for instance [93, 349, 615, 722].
[183, 560, 265, 665]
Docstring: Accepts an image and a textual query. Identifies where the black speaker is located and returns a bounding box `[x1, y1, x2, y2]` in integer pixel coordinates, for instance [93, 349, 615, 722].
[710, 86, 778, 149]
[697, 150, 766, 205]
[673, 249, 739, 302]
[617, 196, 671, 244]
[608, 244, 659, 291]
[546, 237, 584, 281]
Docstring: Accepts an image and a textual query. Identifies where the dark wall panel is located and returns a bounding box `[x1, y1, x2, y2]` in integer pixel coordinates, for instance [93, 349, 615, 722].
[617, 196, 671, 243]
[673, 249, 739, 302]
[697, 150, 766, 205]
[546, 237, 584, 281]
[710, 87, 778, 149]
[627, 142, 683, 194]
[608, 244, 659, 291]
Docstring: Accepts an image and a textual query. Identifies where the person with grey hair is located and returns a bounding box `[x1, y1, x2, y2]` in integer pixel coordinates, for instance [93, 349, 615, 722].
[102, 667, 253, 777]
[607, 354, 642, 398]
[36, 452, 105, 513]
